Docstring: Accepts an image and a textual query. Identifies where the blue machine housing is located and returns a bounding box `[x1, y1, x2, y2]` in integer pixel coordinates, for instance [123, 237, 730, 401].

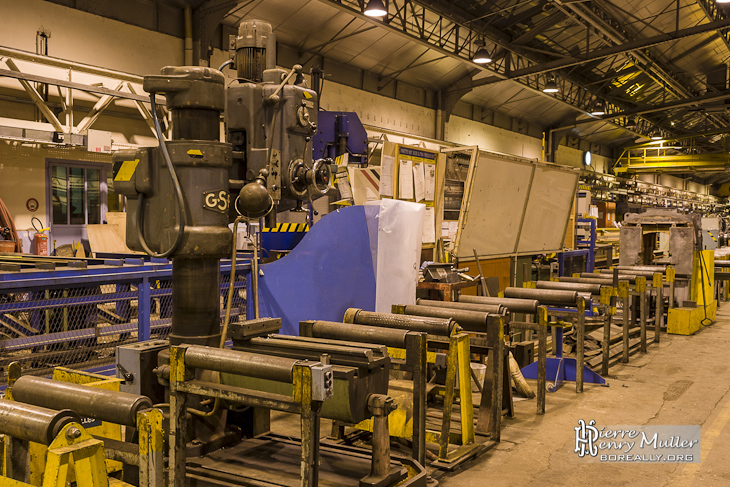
[313, 111, 369, 165]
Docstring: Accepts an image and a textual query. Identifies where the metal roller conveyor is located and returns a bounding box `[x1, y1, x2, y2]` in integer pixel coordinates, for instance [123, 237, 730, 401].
[301, 320, 411, 349]
[598, 269, 657, 278]
[416, 299, 505, 315]
[559, 276, 630, 286]
[244, 334, 388, 368]
[579, 273, 637, 284]
[616, 265, 667, 273]
[11, 376, 152, 428]
[184, 345, 298, 383]
[0, 401, 81, 445]
[536, 281, 603, 295]
[344, 308, 456, 336]
[458, 295, 539, 314]
[393, 305, 499, 333]
[504, 287, 579, 306]
[226, 322, 390, 424]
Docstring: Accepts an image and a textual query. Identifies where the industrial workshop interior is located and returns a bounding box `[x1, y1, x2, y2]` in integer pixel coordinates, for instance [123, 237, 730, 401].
[5, 0, 730, 486]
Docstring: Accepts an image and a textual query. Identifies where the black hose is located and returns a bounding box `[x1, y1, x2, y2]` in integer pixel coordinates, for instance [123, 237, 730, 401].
[135, 94, 188, 258]
[31, 217, 44, 233]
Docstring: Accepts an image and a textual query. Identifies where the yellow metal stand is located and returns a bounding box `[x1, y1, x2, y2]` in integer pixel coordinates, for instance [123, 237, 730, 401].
[1, 422, 132, 487]
[355, 328, 481, 465]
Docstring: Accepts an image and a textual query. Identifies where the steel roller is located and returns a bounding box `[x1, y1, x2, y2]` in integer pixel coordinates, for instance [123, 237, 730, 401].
[536, 281, 603, 294]
[504, 287, 579, 306]
[458, 295, 539, 314]
[0, 400, 81, 445]
[416, 299, 505, 315]
[579, 272, 637, 284]
[616, 265, 667, 273]
[184, 345, 298, 383]
[305, 320, 410, 349]
[12, 376, 153, 427]
[344, 308, 456, 336]
[395, 305, 497, 333]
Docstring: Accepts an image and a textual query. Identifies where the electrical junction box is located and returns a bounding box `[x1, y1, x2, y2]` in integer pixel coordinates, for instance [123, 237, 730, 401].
[86, 129, 113, 153]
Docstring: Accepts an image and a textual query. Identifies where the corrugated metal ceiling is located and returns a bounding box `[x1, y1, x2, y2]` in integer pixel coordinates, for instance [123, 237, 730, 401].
[221, 0, 730, 155]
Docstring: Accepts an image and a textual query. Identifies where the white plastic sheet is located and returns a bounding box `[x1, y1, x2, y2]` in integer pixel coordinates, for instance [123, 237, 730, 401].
[365, 199, 425, 312]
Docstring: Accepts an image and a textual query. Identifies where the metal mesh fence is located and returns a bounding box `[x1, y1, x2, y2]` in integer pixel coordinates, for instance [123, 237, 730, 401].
[0, 269, 247, 387]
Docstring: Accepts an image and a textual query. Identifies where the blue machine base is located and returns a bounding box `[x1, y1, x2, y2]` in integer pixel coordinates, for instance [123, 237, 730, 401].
[521, 357, 606, 392]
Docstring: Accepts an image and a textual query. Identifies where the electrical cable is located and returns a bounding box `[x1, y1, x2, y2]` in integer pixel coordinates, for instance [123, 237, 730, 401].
[218, 59, 234, 72]
[136, 94, 188, 258]
[187, 216, 245, 419]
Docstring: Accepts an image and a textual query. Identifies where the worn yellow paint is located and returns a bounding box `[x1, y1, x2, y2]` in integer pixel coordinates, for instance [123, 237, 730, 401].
[667, 266, 676, 283]
[387, 347, 438, 363]
[292, 365, 312, 405]
[113, 159, 138, 182]
[618, 281, 629, 299]
[599, 286, 613, 306]
[170, 346, 187, 382]
[41, 422, 115, 487]
[455, 334, 474, 445]
[635, 276, 646, 293]
[653, 273, 663, 288]
[667, 301, 716, 335]
[50, 368, 123, 476]
[356, 407, 412, 439]
[186, 149, 203, 157]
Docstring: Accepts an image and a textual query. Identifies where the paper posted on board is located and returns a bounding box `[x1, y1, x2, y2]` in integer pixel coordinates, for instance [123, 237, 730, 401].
[413, 162, 425, 202]
[399, 159, 414, 199]
[380, 155, 395, 197]
[423, 206, 436, 244]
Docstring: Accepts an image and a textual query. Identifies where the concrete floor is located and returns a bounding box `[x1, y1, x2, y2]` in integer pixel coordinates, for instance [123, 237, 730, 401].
[440, 304, 730, 487]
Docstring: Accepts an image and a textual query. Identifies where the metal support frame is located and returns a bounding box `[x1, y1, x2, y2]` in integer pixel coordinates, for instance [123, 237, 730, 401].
[168, 344, 325, 487]
[600, 285, 615, 377]
[366, 332, 428, 466]
[619, 281, 631, 363]
[1, 421, 114, 487]
[0, 49, 167, 146]
[382, 308, 502, 466]
[0, 259, 249, 368]
[521, 298, 605, 392]
[510, 308, 547, 414]
[5, 365, 165, 486]
[637, 277, 648, 354]
[654, 273, 664, 343]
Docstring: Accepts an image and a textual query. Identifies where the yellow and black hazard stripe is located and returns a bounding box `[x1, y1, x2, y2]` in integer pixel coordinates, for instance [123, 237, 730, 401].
[262, 223, 310, 233]
[708, 231, 717, 242]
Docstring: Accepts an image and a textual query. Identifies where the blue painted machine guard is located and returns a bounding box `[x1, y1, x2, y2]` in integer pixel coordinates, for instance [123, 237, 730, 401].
[249, 206, 377, 335]
[521, 319, 606, 392]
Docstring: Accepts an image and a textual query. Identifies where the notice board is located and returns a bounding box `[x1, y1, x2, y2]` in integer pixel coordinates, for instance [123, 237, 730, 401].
[380, 142, 445, 249]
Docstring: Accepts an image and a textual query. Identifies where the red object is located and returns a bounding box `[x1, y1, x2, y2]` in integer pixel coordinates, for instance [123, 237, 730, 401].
[34, 232, 48, 256]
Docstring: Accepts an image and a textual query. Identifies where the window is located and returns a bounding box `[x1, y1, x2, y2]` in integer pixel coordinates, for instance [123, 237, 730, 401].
[51, 164, 102, 225]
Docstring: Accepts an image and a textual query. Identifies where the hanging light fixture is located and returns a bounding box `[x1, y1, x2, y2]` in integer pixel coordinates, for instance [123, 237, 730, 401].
[590, 100, 605, 116]
[473, 39, 492, 64]
[364, 0, 387, 17]
[543, 75, 559, 93]
[650, 130, 662, 140]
